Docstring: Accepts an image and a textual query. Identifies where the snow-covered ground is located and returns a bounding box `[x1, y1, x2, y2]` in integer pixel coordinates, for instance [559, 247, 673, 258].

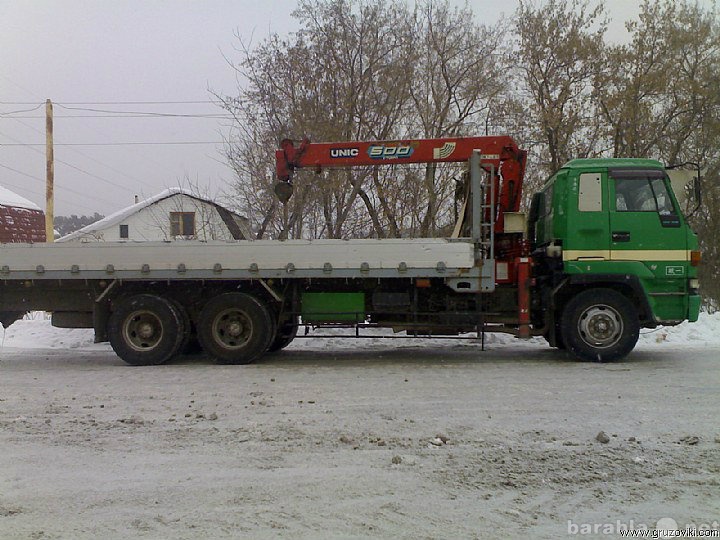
[2, 312, 719, 354]
[1, 313, 718, 539]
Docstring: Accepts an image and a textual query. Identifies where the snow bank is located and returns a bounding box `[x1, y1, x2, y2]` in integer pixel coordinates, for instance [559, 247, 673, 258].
[637, 311, 720, 346]
[1, 313, 718, 352]
[0, 318, 101, 350]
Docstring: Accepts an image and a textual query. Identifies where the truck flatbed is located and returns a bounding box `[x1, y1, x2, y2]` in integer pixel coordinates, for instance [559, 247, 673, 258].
[0, 238, 475, 281]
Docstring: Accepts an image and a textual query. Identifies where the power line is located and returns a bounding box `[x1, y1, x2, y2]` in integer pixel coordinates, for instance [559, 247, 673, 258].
[0, 104, 44, 115]
[1, 100, 216, 105]
[0, 162, 119, 206]
[0, 75, 40, 98]
[6, 117, 149, 187]
[54, 157, 143, 195]
[1, 96, 231, 208]
[55, 104, 227, 118]
[0, 161, 46, 182]
[0, 128, 138, 194]
[1, 141, 223, 146]
[0, 162, 116, 211]
[0, 178, 100, 215]
[2, 104, 230, 119]
[2, 114, 235, 119]
[54, 110, 182, 175]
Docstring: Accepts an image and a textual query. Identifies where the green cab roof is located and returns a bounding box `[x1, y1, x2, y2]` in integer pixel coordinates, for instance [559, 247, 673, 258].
[561, 157, 664, 170]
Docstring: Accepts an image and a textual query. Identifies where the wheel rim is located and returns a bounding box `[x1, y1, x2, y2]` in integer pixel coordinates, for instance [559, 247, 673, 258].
[212, 308, 253, 349]
[123, 310, 164, 352]
[577, 304, 623, 349]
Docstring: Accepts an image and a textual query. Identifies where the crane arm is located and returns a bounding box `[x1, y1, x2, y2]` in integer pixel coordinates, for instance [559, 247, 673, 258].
[275, 136, 527, 230]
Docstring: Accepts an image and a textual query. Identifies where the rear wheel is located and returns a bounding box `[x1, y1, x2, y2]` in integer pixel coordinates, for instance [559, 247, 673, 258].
[560, 288, 639, 362]
[168, 298, 192, 354]
[108, 294, 185, 366]
[197, 293, 273, 364]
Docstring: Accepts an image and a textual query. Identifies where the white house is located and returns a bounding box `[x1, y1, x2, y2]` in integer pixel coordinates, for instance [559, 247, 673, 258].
[59, 188, 251, 243]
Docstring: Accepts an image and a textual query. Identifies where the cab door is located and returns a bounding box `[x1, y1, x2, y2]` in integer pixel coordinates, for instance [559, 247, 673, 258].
[608, 169, 687, 267]
[568, 171, 611, 258]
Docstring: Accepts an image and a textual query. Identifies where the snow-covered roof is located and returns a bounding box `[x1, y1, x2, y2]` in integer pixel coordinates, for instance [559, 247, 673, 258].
[57, 188, 244, 242]
[0, 185, 41, 211]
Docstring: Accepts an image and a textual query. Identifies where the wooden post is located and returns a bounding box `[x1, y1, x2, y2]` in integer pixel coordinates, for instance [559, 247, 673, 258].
[45, 99, 54, 243]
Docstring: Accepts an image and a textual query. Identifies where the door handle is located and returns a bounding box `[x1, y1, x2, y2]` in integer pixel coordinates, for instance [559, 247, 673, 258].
[612, 231, 631, 242]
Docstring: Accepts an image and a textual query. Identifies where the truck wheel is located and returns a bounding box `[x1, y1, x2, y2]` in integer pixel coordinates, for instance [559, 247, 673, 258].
[197, 293, 273, 364]
[168, 299, 192, 355]
[560, 289, 639, 362]
[268, 317, 298, 352]
[108, 294, 185, 366]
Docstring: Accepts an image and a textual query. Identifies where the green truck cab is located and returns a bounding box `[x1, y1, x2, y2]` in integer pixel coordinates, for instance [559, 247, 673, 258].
[530, 158, 701, 362]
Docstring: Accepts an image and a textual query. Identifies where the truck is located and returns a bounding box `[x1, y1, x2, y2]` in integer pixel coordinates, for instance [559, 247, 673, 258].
[0, 136, 701, 365]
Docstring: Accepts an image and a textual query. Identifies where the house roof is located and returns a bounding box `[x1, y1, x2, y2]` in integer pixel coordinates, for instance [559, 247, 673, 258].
[0, 185, 42, 211]
[58, 188, 247, 241]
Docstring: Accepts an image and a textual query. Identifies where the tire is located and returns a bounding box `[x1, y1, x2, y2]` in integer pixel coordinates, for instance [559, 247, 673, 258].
[268, 317, 299, 352]
[168, 298, 192, 355]
[197, 293, 273, 365]
[166, 299, 205, 355]
[108, 294, 186, 366]
[560, 288, 639, 362]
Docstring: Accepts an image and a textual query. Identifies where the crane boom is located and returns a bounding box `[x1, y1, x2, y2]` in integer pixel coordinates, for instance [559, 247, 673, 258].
[275, 136, 527, 232]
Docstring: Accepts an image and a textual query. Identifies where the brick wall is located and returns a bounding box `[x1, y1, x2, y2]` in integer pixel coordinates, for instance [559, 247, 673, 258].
[0, 206, 46, 243]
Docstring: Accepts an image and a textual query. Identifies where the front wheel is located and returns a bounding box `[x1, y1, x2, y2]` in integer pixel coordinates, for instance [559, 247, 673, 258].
[560, 289, 639, 362]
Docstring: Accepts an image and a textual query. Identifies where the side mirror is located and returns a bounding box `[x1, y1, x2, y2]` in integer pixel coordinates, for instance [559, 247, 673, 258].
[666, 162, 701, 218]
[693, 173, 702, 213]
[528, 192, 543, 223]
[527, 192, 544, 247]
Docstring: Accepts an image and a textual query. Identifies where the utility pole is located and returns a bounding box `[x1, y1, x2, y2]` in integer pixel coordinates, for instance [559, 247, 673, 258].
[45, 99, 54, 243]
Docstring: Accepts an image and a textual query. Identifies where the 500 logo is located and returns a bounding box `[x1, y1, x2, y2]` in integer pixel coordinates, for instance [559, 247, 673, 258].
[367, 144, 414, 159]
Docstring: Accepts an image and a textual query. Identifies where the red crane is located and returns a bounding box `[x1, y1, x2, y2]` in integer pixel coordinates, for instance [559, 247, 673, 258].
[275, 136, 527, 233]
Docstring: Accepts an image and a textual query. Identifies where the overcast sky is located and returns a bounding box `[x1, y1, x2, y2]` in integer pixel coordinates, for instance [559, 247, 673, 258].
[0, 0, 695, 216]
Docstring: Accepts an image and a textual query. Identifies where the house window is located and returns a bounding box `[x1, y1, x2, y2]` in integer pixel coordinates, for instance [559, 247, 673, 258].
[170, 212, 195, 237]
[119, 224, 129, 239]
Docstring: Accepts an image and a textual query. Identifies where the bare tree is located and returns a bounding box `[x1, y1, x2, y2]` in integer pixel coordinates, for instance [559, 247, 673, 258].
[218, 0, 416, 239]
[515, 0, 607, 175]
[408, 2, 510, 235]
[218, 0, 512, 239]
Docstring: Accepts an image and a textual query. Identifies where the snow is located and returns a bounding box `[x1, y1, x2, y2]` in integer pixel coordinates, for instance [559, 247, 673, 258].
[1, 312, 718, 539]
[0, 184, 41, 211]
[3, 312, 718, 352]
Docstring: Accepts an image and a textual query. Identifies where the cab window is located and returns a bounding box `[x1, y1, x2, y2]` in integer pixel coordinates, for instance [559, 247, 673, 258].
[614, 178, 674, 214]
[611, 171, 680, 227]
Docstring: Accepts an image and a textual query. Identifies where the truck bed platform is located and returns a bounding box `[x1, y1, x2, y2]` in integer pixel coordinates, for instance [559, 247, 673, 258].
[0, 238, 476, 281]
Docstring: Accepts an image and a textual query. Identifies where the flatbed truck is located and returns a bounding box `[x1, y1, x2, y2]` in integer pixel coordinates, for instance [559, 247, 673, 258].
[0, 136, 701, 365]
